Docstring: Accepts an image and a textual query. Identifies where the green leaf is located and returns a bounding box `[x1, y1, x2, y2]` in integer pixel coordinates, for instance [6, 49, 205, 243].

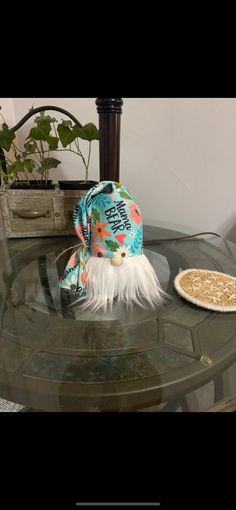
[41, 157, 61, 170]
[15, 159, 24, 171]
[57, 123, 76, 147]
[48, 136, 59, 150]
[92, 207, 100, 223]
[28, 121, 51, 141]
[6, 159, 23, 176]
[6, 163, 18, 177]
[114, 182, 121, 189]
[0, 124, 15, 151]
[23, 159, 36, 173]
[35, 114, 57, 124]
[105, 240, 119, 251]
[60, 119, 73, 128]
[24, 141, 37, 153]
[73, 123, 99, 142]
[119, 191, 133, 200]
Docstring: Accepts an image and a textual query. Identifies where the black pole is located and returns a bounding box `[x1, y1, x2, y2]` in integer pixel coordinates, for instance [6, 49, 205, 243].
[96, 98, 123, 182]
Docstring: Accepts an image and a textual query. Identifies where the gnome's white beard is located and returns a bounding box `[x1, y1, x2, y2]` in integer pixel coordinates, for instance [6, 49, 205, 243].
[76, 254, 167, 313]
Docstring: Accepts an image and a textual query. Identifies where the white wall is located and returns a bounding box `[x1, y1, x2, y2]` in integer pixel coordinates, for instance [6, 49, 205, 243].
[1, 97, 236, 240]
[0, 98, 16, 126]
[121, 98, 236, 241]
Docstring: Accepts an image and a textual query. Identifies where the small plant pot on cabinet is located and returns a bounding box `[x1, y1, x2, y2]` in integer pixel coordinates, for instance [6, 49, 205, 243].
[58, 180, 97, 191]
[0, 181, 98, 238]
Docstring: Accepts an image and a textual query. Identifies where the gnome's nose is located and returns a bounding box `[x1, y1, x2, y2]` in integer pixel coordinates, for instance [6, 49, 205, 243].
[111, 257, 122, 266]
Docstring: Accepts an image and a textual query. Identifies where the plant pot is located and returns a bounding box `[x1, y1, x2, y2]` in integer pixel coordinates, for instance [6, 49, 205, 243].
[10, 180, 55, 190]
[58, 180, 98, 190]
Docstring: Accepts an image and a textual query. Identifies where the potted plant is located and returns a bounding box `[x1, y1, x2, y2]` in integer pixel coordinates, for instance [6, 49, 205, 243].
[0, 105, 99, 238]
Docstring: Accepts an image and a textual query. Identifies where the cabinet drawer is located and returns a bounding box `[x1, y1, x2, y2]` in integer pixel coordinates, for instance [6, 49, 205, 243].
[7, 195, 55, 232]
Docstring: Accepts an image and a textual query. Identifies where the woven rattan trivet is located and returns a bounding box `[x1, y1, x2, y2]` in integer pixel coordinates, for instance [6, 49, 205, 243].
[174, 268, 236, 312]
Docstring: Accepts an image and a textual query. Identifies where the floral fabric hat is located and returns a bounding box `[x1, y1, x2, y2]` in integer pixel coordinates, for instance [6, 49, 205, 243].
[59, 181, 143, 295]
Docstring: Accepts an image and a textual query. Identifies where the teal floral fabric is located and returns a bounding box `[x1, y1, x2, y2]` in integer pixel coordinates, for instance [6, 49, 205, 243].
[59, 180, 143, 295]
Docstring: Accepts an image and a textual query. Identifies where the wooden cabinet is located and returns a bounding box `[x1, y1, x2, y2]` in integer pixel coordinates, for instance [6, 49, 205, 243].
[0, 188, 86, 238]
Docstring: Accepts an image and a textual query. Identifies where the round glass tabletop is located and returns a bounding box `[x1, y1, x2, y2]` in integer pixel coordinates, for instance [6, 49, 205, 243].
[1, 225, 236, 411]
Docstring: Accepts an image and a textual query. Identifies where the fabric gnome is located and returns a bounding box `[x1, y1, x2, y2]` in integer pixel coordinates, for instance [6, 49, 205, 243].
[59, 181, 166, 312]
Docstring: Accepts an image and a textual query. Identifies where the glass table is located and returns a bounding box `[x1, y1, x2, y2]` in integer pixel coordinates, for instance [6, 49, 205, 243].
[1, 224, 236, 412]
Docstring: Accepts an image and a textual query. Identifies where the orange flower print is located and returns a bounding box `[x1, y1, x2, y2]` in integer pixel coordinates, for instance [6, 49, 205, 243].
[129, 204, 142, 225]
[92, 221, 111, 241]
[80, 271, 86, 286]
